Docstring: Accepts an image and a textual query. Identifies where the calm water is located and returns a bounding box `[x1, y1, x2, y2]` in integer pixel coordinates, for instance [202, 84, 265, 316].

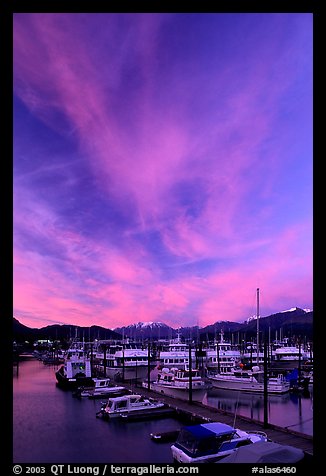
[203, 387, 313, 436]
[13, 360, 183, 463]
[13, 359, 313, 463]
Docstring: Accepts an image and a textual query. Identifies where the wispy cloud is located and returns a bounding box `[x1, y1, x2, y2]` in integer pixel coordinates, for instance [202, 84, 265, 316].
[13, 13, 313, 328]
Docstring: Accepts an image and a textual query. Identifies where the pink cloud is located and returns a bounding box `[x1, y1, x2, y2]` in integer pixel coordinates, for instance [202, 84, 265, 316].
[13, 14, 312, 329]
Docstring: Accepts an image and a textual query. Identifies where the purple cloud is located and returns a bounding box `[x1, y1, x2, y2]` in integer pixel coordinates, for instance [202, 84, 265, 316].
[13, 13, 313, 328]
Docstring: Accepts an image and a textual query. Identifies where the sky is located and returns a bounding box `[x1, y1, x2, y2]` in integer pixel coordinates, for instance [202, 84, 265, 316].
[13, 13, 313, 330]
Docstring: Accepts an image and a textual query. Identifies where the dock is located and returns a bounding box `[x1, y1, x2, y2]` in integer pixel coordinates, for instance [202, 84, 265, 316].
[124, 382, 313, 456]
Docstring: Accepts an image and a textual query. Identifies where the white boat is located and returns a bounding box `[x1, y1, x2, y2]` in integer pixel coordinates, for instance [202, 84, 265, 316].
[96, 394, 168, 420]
[273, 342, 310, 365]
[55, 340, 93, 389]
[205, 330, 241, 372]
[73, 378, 128, 399]
[241, 344, 265, 367]
[208, 366, 290, 394]
[94, 342, 152, 382]
[171, 422, 268, 463]
[158, 334, 195, 370]
[142, 366, 211, 401]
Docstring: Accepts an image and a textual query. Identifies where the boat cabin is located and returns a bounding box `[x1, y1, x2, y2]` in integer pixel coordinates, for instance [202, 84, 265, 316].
[172, 423, 253, 462]
[100, 394, 164, 418]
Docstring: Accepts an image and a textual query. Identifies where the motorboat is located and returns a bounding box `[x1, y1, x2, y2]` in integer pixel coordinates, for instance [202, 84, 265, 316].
[215, 441, 306, 463]
[270, 338, 311, 369]
[142, 366, 211, 401]
[241, 344, 265, 367]
[208, 366, 290, 394]
[205, 330, 241, 373]
[171, 422, 268, 463]
[73, 378, 128, 399]
[96, 394, 169, 420]
[157, 334, 195, 370]
[94, 341, 153, 382]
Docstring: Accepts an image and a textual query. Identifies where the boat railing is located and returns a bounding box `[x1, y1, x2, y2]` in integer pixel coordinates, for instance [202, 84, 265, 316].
[245, 430, 268, 439]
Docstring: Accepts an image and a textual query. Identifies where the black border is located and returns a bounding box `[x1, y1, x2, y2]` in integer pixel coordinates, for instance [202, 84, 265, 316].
[6, 1, 320, 473]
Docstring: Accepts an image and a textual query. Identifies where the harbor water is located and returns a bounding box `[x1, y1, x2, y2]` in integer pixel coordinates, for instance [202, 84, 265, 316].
[203, 388, 313, 436]
[13, 359, 188, 463]
[13, 359, 313, 463]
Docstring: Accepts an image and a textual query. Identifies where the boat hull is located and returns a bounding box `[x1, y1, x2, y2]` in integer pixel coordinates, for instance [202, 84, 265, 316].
[142, 381, 208, 401]
[55, 368, 94, 390]
[209, 377, 289, 394]
[98, 365, 151, 382]
[101, 406, 174, 420]
[269, 360, 302, 370]
[75, 386, 128, 399]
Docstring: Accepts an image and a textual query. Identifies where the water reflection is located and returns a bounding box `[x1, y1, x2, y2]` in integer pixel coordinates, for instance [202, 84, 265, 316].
[203, 386, 313, 436]
[13, 360, 189, 463]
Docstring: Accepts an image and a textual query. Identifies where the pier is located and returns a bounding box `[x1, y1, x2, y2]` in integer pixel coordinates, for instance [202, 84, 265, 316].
[124, 382, 313, 456]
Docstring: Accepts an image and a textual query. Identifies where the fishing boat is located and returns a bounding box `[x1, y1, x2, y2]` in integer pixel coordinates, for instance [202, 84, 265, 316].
[207, 366, 290, 394]
[55, 340, 94, 389]
[171, 422, 268, 463]
[142, 366, 211, 401]
[96, 394, 170, 420]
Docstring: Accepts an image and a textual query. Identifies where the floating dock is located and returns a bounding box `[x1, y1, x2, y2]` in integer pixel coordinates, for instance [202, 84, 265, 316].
[124, 383, 313, 456]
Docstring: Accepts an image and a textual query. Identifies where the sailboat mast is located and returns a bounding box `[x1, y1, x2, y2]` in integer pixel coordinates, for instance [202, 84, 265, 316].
[256, 288, 260, 366]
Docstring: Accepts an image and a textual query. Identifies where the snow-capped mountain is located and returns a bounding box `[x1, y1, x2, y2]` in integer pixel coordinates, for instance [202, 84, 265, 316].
[13, 307, 313, 344]
[245, 307, 312, 324]
[281, 307, 312, 314]
[114, 321, 174, 339]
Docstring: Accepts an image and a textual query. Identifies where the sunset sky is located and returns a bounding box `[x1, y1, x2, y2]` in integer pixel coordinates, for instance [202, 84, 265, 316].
[13, 13, 313, 330]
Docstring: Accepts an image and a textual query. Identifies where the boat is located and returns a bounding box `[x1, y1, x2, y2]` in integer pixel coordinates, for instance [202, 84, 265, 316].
[55, 340, 94, 389]
[215, 441, 306, 463]
[171, 422, 268, 463]
[208, 365, 290, 394]
[94, 341, 153, 382]
[157, 332, 196, 370]
[150, 430, 180, 443]
[241, 343, 265, 367]
[205, 330, 241, 373]
[207, 289, 288, 394]
[301, 362, 313, 385]
[142, 366, 211, 401]
[73, 378, 128, 399]
[96, 394, 170, 420]
[272, 340, 310, 368]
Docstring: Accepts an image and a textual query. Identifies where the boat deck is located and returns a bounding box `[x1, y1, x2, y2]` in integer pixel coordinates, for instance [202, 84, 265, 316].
[125, 383, 313, 456]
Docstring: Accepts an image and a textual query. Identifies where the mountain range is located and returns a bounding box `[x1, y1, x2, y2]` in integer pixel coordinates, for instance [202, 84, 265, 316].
[13, 307, 313, 344]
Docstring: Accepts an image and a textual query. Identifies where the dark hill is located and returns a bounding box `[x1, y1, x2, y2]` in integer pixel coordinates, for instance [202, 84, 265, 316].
[13, 318, 121, 344]
[13, 307, 313, 344]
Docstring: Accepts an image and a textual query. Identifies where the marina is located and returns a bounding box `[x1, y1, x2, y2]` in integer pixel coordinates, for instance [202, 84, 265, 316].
[12, 10, 314, 469]
[13, 356, 313, 463]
